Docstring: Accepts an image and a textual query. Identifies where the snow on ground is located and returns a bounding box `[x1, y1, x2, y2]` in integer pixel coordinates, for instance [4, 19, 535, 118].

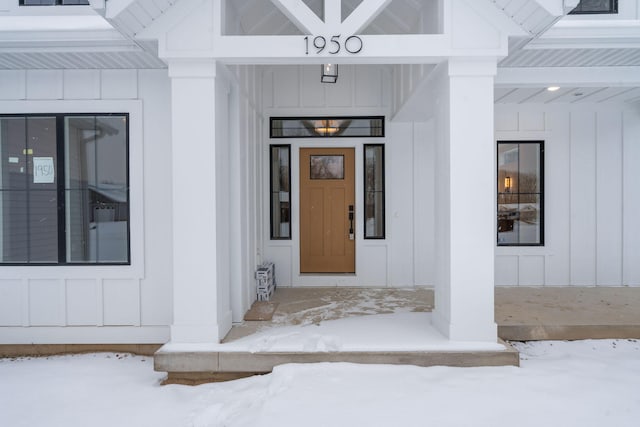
[1, 340, 639, 427]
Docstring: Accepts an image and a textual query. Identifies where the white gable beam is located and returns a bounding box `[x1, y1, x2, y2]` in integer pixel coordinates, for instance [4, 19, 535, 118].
[325, 0, 341, 27]
[271, 0, 325, 35]
[341, 0, 393, 35]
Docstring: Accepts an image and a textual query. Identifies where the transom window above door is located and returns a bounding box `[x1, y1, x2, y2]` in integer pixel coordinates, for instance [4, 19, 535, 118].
[270, 116, 384, 138]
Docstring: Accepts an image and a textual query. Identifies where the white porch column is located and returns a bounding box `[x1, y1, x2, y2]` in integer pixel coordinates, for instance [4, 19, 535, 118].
[168, 59, 223, 343]
[432, 58, 498, 342]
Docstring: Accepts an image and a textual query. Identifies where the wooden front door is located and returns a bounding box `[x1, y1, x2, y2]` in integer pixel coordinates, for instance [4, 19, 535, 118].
[300, 147, 355, 273]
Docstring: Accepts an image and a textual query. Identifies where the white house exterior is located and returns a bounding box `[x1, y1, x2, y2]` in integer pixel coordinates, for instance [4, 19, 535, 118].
[0, 0, 639, 354]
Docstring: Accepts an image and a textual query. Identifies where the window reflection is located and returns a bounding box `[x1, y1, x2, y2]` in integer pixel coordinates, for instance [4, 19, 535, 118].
[65, 116, 129, 263]
[497, 141, 543, 246]
[270, 145, 290, 239]
[365, 144, 385, 239]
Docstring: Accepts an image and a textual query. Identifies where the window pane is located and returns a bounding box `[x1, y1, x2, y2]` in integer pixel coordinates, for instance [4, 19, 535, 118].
[1, 191, 28, 262]
[519, 196, 541, 245]
[310, 155, 344, 180]
[519, 144, 540, 194]
[497, 141, 543, 246]
[364, 145, 385, 239]
[65, 115, 129, 263]
[1, 117, 27, 191]
[29, 190, 58, 262]
[0, 117, 57, 263]
[270, 146, 290, 239]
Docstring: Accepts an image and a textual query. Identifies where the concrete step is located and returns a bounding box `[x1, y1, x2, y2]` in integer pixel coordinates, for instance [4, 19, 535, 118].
[155, 343, 520, 385]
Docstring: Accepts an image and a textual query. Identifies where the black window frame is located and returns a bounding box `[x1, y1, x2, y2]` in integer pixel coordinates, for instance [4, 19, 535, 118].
[269, 144, 291, 240]
[363, 144, 385, 240]
[19, 0, 90, 5]
[497, 140, 545, 247]
[0, 112, 131, 266]
[270, 116, 385, 139]
[569, 0, 618, 14]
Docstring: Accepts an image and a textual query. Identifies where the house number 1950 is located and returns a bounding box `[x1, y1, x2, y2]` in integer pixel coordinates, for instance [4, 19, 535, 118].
[304, 35, 363, 55]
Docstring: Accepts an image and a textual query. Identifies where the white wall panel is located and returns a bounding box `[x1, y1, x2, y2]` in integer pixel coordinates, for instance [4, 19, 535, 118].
[65, 279, 99, 326]
[101, 69, 138, 99]
[0, 280, 23, 326]
[0, 70, 26, 100]
[273, 66, 299, 108]
[300, 65, 325, 108]
[623, 109, 640, 285]
[63, 70, 101, 100]
[26, 70, 63, 100]
[29, 279, 64, 326]
[596, 111, 623, 285]
[355, 66, 381, 108]
[495, 110, 518, 131]
[519, 111, 545, 131]
[262, 69, 274, 109]
[544, 111, 571, 285]
[519, 256, 545, 286]
[103, 279, 140, 326]
[326, 65, 353, 107]
[495, 255, 518, 286]
[570, 111, 597, 285]
[358, 245, 387, 286]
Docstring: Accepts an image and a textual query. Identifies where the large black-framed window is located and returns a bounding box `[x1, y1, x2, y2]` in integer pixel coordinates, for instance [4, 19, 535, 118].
[0, 113, 130, 265]
[569, 0, 617, 14]
[270, 116, 384, 138]
[497, 141, 544, 246]
[270, 145, 291, 240]
[364, 144, 385, 239]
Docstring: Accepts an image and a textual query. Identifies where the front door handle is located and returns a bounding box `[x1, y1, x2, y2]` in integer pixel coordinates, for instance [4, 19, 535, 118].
[348, 205, 354, 240]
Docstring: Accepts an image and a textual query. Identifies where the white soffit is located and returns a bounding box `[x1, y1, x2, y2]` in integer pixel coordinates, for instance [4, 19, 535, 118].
[0, 6, 166, 69]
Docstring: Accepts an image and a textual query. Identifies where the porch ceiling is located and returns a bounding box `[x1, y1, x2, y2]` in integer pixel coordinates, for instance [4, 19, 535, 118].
[494, 86, 640, 105]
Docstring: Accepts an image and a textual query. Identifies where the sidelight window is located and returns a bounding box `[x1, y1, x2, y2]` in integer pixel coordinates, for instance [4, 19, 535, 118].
[364, 144, 385, 239]
[270, 145, 291, 240]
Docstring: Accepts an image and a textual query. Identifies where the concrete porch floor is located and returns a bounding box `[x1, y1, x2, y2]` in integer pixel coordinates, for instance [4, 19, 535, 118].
[155, 286, 640, 384]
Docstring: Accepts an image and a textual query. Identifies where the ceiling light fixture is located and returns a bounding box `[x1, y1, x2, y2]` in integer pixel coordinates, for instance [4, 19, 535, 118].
[547, 86, 560, 92]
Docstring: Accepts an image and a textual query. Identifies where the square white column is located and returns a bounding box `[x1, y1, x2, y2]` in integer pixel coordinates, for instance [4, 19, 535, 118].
[432, 58, 498, 342]
[168, 59, 223, 343]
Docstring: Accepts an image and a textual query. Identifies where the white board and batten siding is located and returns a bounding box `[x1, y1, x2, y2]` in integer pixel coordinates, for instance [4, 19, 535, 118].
[261, 64, 435, 288]
[0, 68, 174, 343]
[495, 105, 640, 287]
